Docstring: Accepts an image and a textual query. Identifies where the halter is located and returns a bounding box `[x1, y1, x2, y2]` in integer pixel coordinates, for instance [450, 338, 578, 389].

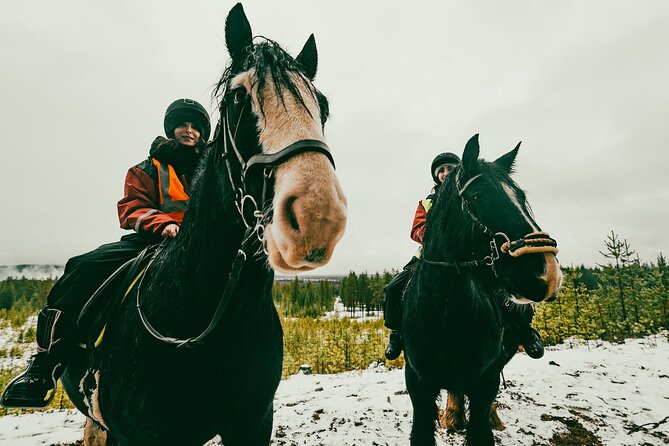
[219, 92, 334, 237]
[422, 169, 558, 275]
[136, 85, 335, 349]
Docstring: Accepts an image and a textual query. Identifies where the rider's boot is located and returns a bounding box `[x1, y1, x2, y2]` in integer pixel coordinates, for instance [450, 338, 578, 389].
[1, 307, 71, 408]
[385, 329, 403, 360]
[520, 326, 544, 359]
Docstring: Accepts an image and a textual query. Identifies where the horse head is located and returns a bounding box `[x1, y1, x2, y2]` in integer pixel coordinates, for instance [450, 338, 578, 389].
[215, 3, 346, 273]
[434, 134, 562, 303]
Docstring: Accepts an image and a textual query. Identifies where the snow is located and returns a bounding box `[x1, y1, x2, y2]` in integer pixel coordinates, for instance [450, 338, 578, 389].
[0, 334, 667, 445]
[322, 297, 383, 322]
[0, 317, 37, 370]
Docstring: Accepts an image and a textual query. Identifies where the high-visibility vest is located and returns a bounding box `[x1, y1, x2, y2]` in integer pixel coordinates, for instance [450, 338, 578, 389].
[414, 198, 433, 259]
[152, 159, 189, 223]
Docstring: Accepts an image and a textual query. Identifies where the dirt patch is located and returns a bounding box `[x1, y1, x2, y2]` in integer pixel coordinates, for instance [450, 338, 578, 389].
[541, 414, 603, 446]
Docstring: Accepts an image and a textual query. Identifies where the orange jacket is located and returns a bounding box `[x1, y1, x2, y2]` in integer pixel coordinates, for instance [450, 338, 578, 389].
[117, 158, 192, 235]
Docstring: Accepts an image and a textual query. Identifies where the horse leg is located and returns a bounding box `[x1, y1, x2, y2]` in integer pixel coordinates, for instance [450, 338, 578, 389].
[220, 401, 274, 446]
[490, 401, 505, 431]
[465, 373, 499, 446]
[83, 418, 107, 446]
[405, 366, 440, 446]
[438, 391, 466, 431]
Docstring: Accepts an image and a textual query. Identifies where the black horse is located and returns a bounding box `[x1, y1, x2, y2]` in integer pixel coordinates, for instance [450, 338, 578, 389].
[402, 134, 561, 446]
[60, 4, 346, 445]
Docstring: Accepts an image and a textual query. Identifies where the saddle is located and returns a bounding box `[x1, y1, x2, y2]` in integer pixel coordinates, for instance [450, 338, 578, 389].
[76, 242, 162, 353]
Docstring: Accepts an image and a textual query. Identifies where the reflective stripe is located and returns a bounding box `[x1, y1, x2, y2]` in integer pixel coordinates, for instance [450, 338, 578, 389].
[135, 209, 159, 232]
[152, 159, 189, 214]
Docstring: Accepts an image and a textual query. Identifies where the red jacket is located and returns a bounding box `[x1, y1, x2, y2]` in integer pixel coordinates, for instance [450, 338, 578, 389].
[117, 139, 197, 235]
[410, 195, 435, 245]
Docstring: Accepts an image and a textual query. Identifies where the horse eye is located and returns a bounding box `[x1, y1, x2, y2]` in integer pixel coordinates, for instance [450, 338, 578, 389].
[233, 88, 247, 105]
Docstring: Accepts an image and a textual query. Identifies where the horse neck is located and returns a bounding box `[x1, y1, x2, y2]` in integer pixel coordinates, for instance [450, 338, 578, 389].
[420, 193, 501, 313]
[154, 149, 272, 308]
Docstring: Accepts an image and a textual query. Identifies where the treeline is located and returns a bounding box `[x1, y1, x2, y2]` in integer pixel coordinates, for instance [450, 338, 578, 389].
[534, 231, 668, 345]
[272, 272, 394, 318]
[1, 231, 667, 346]
[273, 279, 338, 318]
[339, 271, 394, 316]
[0, 278, 52, 328]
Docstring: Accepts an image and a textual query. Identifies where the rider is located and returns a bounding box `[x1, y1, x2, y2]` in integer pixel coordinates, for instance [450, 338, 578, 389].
[1, 99, 211, 409]
[383, 152, 545, 361]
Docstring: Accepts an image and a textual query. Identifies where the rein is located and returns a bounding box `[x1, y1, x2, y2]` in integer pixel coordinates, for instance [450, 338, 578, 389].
[422, 170, 558, 274]
[135, 86, 335, 349]
[135, 227, 258, 349]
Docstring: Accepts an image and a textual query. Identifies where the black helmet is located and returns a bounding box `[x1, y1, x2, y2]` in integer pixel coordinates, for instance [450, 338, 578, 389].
[164, 99, 211, 142]
[430, 152, 461, 183]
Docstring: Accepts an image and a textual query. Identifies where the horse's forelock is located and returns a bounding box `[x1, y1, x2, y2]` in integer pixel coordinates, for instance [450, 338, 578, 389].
[215, 39, 322, 121]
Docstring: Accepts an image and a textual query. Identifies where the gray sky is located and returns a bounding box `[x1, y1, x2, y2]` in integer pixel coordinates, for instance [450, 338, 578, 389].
[1, 1, 668, 275]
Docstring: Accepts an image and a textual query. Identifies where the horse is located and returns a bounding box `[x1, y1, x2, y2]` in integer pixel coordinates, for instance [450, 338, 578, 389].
[401, 134, 561, 446]
[60, 4, 346, 445]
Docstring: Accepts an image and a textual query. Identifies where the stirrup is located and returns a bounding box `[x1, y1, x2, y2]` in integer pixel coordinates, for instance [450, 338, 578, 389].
[0, 361, 62, 409]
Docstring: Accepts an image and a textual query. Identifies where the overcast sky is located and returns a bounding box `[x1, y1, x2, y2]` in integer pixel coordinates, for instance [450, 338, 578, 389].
[1, 1, 668, 275]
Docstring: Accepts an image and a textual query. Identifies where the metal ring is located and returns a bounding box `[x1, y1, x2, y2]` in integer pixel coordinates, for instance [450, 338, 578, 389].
[240, 194, 259, 228]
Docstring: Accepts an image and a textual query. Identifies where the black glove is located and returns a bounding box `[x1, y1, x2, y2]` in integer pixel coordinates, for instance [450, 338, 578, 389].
[195, 137, 208, 154]
[150, 136, 178, 157]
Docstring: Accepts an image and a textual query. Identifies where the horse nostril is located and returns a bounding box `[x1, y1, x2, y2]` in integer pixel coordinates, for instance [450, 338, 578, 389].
[305, 247, 327, 263]
[284, 196, 300, 231]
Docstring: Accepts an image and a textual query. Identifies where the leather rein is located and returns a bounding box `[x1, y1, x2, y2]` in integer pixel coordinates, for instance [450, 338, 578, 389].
[136, 90, 335, 349]
[422, 170, 558, 275]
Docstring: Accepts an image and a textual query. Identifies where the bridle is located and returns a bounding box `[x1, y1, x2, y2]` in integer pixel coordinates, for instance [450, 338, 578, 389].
[136, 82, 335, 349]
[422, 169, 558, 275]
[218, 87, 335, 237]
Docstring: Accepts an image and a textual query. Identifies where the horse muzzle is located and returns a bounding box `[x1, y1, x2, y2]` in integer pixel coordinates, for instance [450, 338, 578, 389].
[499, 232, 562, 303]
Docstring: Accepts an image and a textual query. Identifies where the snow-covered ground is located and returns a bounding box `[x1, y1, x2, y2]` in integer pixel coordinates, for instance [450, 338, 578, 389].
[0, 334, 667, 445]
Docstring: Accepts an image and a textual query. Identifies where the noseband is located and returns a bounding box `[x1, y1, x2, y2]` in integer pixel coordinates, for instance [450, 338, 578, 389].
[422, 170, 558, 274]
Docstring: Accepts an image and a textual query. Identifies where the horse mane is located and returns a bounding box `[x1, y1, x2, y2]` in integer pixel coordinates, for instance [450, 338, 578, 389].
[213, 37, 329, 123]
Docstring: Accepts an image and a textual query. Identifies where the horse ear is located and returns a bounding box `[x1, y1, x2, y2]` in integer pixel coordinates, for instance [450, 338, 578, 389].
[225, 3, 253, 64]
[494, 141, 521, 174]
[296, 34, 318, 80]
[462, 134, 481, 174]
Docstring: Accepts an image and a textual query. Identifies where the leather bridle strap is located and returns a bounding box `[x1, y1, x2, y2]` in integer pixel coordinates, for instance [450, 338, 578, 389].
[244, 139, 335, 176]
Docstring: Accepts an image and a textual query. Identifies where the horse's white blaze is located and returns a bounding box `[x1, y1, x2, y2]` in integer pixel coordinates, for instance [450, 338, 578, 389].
[231, 71, 324, 153]
[238, 69, 347, 272]
[501, 182, 540, 233]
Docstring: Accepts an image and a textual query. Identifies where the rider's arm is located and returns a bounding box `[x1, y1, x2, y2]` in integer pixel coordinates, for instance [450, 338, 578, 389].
[410, 200, 428, 244]
[117, 160, 179, 235]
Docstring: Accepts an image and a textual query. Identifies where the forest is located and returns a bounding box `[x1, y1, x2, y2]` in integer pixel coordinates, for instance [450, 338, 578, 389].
[0, 231, 667, 413]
